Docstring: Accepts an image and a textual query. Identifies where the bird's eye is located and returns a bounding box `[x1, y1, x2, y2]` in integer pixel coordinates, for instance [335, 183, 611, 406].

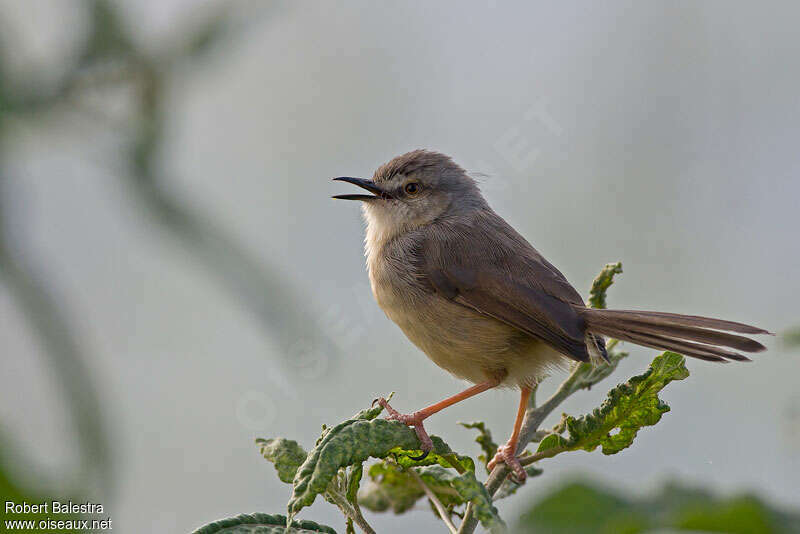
[404, 182, 421, 195]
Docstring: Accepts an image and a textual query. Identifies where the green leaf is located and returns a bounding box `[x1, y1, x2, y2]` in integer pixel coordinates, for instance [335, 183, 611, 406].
[315, 395, 390, 446]
[441, 467, 507, 533]
[192, 512, 337, 534]
[352, 398, 390, 422]
[538, 352, 689, 456]
[288, 417, 462, 515]
[359, 462, 450, 514]
[365, 462, 467, 512]
[256, 438, 308, 484]
[390, 436, 475, 473]
[588, 262, 623, 309]
[359, 464, 506, 532]
[458, 421, 498, 469]
[516, 480, 800, 534]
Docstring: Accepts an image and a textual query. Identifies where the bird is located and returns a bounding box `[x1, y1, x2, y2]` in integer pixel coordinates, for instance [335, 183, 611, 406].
[332, 149, 769, 481]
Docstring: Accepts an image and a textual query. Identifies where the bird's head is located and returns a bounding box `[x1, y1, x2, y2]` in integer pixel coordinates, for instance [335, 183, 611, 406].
[333, 150, 486, 237]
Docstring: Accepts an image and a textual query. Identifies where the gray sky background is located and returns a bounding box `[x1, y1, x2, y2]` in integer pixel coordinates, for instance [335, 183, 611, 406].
[1, 1, 798, 532]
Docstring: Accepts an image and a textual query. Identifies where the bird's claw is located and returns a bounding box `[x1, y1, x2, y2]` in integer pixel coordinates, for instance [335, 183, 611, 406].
[373, 397, 434, 459]
[408, 449, 430, 462]
[488, 444, 527, 483]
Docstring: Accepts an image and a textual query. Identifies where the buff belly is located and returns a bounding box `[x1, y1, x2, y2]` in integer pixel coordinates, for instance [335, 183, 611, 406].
[376, 284, 567, 387]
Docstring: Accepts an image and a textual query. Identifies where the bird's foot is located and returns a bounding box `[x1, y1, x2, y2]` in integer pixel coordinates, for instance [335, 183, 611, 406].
[373, 397, 433, 459]
[488, 444, 527, 483]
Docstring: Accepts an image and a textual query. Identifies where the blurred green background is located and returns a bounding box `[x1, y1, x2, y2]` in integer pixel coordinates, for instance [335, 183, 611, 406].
[0, 1, 798, 532]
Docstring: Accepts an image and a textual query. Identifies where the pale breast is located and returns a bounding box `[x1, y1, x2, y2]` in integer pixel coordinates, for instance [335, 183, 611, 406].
[366, 231, 564, 386]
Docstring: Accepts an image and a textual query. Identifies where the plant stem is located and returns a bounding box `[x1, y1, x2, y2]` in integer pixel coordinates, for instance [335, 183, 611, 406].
[350, 502, 377, 534]
[326, 489, 377, 534]
[410, 469, 458, 534]
[519, 446, 566, 467]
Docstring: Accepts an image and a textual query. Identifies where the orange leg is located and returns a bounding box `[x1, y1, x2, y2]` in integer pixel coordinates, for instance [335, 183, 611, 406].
[487, 386, 532, 481]
[417, 380, 500, 418]
[375, 378, 501, 458]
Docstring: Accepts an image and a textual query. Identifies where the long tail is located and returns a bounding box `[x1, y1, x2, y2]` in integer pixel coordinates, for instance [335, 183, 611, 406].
[581, 309, 771, 362]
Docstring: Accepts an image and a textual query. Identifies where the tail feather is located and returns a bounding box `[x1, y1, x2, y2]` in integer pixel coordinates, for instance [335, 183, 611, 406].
[582, 309, 770, 363]
[607, 329, 745, 362]
[586, 309, 769, 335]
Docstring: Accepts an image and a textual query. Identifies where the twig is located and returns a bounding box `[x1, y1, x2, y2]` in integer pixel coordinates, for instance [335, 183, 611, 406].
[350, 502, 377, 534]
[519, 446, 566, 467]
[410, 468, 458, 534]
[325, 488, 377, 534]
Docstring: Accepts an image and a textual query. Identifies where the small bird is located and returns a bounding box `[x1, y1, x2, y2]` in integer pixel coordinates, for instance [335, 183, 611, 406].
[333, 150, 768, 481]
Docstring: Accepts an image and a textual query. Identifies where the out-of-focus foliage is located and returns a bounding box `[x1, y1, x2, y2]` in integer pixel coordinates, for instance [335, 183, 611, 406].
[516, 480, 800, 534]
[192, 512, 337, 534]
[0, 432, 83, 532]
[1, 0, 116, 511]
[0, 0, 337, 529]
[537, 352, 689, 456]
[783, 326, 800, 348]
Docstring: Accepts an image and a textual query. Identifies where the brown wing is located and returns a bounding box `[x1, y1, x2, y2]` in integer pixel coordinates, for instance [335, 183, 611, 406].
[419, 210, 591, 362]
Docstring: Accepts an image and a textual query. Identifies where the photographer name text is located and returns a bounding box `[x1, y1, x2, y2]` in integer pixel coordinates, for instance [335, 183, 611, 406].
[4, 501, 112, 531]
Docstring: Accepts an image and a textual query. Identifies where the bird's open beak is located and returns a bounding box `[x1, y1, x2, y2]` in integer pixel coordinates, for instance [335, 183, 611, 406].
[332, 177, 392, 201]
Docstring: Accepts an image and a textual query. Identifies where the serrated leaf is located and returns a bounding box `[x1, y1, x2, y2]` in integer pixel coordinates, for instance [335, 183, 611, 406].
[352, 402, 387, 422]
[588, 262, 623, 310]
[315, 395, 390, 446]
[538, 352, 689, 456]
[458, 421, 498, 469]
[288, 417, 462, 515]
[192, 512, 337, 534]
[256, 438, 308, 484]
